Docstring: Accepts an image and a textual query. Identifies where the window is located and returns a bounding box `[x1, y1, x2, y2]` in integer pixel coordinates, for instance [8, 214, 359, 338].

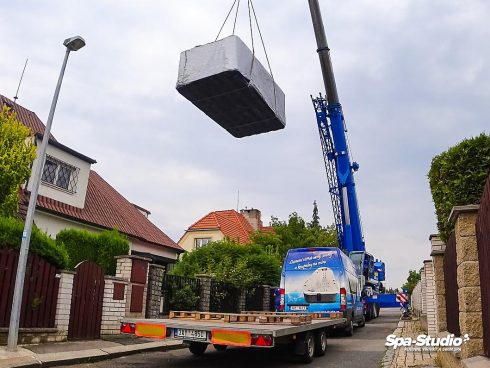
[41, 156, 79, 193]
[194, 238, 212, 249]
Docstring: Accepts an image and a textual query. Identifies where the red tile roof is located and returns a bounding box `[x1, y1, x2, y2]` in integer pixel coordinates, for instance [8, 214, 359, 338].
[261, 226, 275, 233]
[0, 95, 56, 140]
[20, 171, 183, 252]
[188, 210, 254, 244]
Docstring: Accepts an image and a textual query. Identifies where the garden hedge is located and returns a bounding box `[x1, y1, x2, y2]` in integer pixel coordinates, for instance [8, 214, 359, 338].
[0, 216, 69, 269]
[56, 228, 129, 275]
[428, 133, 490, 241]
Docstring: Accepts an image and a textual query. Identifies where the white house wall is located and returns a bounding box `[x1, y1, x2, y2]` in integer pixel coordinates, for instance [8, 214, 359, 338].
[131, 238, 179, 261]
[28, 138, 91, 209]
[34, 211, 102, 238]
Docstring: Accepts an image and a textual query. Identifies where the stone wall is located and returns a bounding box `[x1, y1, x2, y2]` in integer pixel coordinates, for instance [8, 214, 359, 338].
[450, 205, 483, 359]
[146, 264, 165, 318]
[197, 275, 212, 312]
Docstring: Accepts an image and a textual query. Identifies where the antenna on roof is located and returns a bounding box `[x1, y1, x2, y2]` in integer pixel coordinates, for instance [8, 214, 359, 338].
[236, 189, 240, 212]
[13, 58, 28, 107]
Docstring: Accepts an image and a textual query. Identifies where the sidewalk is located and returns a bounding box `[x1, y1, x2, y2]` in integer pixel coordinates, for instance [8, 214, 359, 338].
[382, 317, 437, 368]
[0, 335, 184, 368]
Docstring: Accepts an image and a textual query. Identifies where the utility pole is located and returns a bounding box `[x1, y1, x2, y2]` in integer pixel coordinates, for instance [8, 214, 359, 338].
[7, 36, 86, 352]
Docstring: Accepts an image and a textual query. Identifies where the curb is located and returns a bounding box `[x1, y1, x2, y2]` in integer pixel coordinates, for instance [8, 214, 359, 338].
[1, 340, 185, 368]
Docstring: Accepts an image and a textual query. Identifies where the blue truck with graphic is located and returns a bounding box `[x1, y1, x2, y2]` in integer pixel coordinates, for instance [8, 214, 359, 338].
[279, 247, 365, 335]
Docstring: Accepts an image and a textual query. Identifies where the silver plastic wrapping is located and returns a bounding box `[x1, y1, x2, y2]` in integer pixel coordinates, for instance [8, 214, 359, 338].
[177, 36, 286, 138]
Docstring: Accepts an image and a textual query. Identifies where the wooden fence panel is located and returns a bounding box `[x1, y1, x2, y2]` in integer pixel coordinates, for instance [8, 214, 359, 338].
[0, 249, 60, 328]
[477, 175, 490, 357]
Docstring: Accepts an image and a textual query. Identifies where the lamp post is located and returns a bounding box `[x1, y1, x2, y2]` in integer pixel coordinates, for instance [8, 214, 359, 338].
[7, 36, 86, 352]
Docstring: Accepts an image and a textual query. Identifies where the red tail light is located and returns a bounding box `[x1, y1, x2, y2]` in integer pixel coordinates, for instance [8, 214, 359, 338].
[120, 322, 136, 334]
[279, 288, 285, 311]
[251, 334, 273, 347]
[340, 288, 347, 310]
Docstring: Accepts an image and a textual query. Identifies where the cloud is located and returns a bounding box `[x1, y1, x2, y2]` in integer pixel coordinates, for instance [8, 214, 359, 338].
[1, 0, 489, 289]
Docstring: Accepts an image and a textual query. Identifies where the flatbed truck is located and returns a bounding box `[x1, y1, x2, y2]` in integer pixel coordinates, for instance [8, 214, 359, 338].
[120, 311, 346, 363]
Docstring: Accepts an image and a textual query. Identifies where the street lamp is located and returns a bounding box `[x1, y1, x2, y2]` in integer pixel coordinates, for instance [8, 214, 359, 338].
[7, 36, 86, 352]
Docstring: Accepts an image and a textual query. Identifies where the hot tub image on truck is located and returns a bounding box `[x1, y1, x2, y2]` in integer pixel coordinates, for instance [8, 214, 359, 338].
[303, 267, 338, 303]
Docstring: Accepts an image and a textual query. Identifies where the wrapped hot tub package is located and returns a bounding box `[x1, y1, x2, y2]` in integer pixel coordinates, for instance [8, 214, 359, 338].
[176, 35, 286, 138]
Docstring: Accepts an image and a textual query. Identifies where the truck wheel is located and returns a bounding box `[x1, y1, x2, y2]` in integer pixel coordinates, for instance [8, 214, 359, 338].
[213, 344, 228, 351]
[189, 341, 208, 355]
[376, 303, 381, 317]
[358, 315, 366, 327]
[344, 319, 354, 337]
[314, 329, 327, 356]
[295, 332, 315, 363]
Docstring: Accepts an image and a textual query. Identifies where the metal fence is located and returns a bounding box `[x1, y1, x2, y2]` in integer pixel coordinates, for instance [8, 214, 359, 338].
[444, 232, 460, 336]
[161, 274, 201, 315]
[477, 175, 490, 357]
[209, 279, 241, 313]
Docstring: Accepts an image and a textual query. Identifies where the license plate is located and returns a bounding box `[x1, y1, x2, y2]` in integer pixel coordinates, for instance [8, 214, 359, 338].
[174, 328, 207, 340]
[290, 305, 308, 311]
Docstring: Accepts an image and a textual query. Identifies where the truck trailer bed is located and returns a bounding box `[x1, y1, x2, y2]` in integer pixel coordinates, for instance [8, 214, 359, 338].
[120, 311, 345, 363]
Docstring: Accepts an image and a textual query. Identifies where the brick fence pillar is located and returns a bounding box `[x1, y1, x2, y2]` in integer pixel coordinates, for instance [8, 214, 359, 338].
[196, 275, 212, 312]
[54, 271, 75, 340]
[101, 276, 128, 335]
[450, 205, 483, 359]
[430, 234, 447, 333]
[238, 291, 246, 313]
[421, 266, 427, 316]
[262, 285, 271, 311]
[423, 260, 437, 336]
[115, 255, 151, 319]
[146, 264, 166, 318]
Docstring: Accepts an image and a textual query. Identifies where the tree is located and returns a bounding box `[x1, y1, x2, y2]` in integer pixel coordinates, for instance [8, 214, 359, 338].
[171, 239, 281, 288]
[0, 106, 36, 217]
[402, 269, 421, 295]
[251, 212, 338, 262]
[310, 200, 320, 228]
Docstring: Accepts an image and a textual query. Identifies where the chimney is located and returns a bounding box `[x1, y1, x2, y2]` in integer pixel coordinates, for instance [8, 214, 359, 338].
[240, 208, 262, 230]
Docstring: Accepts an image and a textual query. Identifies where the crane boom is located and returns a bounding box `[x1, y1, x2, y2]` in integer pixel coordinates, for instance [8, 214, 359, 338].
[307, 0, 365, 254]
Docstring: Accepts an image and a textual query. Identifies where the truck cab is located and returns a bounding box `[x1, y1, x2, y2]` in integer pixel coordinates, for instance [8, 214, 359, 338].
[280, 247, 365, 335]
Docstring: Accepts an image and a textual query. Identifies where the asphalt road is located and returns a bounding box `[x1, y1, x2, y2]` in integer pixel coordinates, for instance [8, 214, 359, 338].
[61, 308, 400, 368]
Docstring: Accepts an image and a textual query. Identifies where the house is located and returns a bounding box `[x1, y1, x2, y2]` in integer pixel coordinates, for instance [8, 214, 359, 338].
[178, 208, 274, 252]
[1, 94, 184, 267]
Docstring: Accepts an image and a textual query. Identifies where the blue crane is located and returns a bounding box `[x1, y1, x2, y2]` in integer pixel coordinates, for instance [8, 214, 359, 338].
[307, 0, 385, 319]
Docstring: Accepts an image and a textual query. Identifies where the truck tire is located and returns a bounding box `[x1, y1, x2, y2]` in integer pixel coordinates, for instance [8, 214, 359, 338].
[189, 341, 208, 355]
[366, 304, 374, 321]
[357, 315, 366, 327]
[376, 303, 381, 317]
[295, 332, 315, 363]
[344, 319, 354, 337]
[314, 329, 327, 356]
[213, 344, 228, 351]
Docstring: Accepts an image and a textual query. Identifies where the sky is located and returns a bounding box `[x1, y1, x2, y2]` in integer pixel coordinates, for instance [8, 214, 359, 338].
[1, 0, 489, 289]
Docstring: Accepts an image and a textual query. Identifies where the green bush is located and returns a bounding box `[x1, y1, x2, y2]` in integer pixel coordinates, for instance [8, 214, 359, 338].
[171, 239, 281, 288]
[56, 228, 129, 275]
[0, 216, 69, 269]
[170, 284, 200, 311]
[428, 133, 490, 241]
